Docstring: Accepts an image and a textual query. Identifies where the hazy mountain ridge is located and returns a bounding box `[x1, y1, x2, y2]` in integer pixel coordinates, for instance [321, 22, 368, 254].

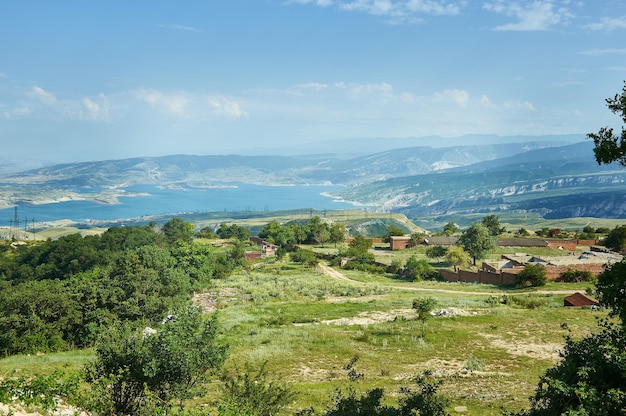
[2, 138, 625, 219]
[3, 141, 569, 187]
[330, 141, 626, 218]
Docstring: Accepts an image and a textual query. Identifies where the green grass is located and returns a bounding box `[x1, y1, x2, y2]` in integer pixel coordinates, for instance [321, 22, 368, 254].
[0, 260, 607, 415]
[0, 349, 94, 376]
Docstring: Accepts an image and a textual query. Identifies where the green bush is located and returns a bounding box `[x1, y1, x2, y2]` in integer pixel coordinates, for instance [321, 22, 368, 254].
[559, 268, 595, 283]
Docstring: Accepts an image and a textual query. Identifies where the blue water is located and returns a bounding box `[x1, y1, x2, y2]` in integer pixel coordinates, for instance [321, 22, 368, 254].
[0, 184, 354, 222]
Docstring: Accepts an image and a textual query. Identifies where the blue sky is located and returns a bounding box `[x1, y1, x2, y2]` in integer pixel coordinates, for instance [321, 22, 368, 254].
[1, 0, 626, 163]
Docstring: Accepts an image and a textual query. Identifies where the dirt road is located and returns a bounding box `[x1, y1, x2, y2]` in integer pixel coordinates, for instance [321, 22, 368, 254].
[318, 263, 585, 296]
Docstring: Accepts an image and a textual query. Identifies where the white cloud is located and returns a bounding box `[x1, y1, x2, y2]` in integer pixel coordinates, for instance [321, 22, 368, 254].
[286, 0, 334, 6]
[29, 86, 57, 105]
[584, 16, 626, 31]
[434, 88, 470, 106]
[333, 81, 395, 101]
[483, 0, 573, 31]
[580, 48, 626, 56]
[503, 99, 536, 111]
[291, 82, 330, 94]
[287, 0, 463, 22]
[480, 94, 495, 107]
[159, 24, 202, 33]
[206, 96, 246, 118]
[133, 88, 188, 115]
[80, 94, 110, 121]
[4, 107, 32, 119]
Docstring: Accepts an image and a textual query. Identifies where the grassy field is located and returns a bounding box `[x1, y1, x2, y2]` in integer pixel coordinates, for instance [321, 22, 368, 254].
[0, 211, 615, 415]
[0, 255, 603, 415]
[211, 264, 602, 414]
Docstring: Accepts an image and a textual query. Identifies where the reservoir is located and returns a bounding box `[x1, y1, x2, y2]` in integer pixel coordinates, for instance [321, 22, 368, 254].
[0, 184, 354, 223]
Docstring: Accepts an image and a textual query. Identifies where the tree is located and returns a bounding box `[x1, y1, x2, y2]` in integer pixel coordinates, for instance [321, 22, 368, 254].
[457, 223, 495, 266]
[559, 268, 595, 283]
[220, 362, 295, 416]
[412, 297, 437, 338]
[312, 357, 450, 416]
[587, 81, 626, 166]
[425, 246, 448, 262]
[196, 226, 216, 239]
[347, 234, 373, 256]
[329, 223, 347, 248]
[258, 220, 295, 246]
[85, 305, 227, 414]
[515, 263, 547, 287]
[217, 224, 251, 241]
[307, 216, 330, 245]
[403, 256, 435, 281]
[512, 82, 626, 416]
[445, 246, 470, 270]
[514, 319, 626, 416]
[290, 248, 318, 267]
[604, 224, 626, 252]
[442, 222, 459, 236]
[481, 214, 505, 236]
[513, 257, 626, 415]
[383, 225, 405, 243]
[162, 217, 194, 244]
[596, 259, 626, 324]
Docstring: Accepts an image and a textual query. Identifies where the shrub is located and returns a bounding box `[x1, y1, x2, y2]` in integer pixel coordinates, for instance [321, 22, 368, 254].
[559, 268, 595, 283]
[220, 362, 295, 416]
[515, 263, 547, 287]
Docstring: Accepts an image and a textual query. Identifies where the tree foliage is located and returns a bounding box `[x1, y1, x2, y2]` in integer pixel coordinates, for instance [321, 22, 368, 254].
[162, 217, 195, 245]
[0, 224, 237, 356]
[442, 221, 459, 236]
[329, 223, 347, 247]
[445, 245, 470, 269]
[220, 362, 295, 416]
[604, 224, 626, 252]
[515, 263, 547, 287]
[513, 320, 626, 416]
[516, 84, 626, 415]
[559, 268, 595, 283]
[217, 223, 251, 240]
[305, 357, 449, 416]
[596, 259, 626, 323]
[457, 223, 495, 266]
[403, 256, 435, 281]
[425, 245, 448, 262]
[514, 259, 626, 414]
[85, 305, 227, 415]
[587, 81, 626, 166]
[481, 214, 506, 236]
[412, 297, 438, 338]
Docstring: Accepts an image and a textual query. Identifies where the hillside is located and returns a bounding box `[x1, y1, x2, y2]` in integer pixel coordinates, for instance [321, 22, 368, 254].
[3, 141, 569, 187]
[330, 141, 626, 219]
[2, 138, 625, 221]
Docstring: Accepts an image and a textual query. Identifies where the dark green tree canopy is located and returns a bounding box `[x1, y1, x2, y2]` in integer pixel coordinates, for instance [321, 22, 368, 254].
[442, 221, 460, 236]
[604, 224, 626, 252]
[588, 81, 626, 166]
[515, 263, 547, 287]
[458, 223, 496, 266]
[481, 214, 506, 236]
[162, 217, 195, 244]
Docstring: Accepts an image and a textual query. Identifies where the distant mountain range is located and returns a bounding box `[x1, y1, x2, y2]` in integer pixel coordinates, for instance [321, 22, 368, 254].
[2, 136, 626, 220]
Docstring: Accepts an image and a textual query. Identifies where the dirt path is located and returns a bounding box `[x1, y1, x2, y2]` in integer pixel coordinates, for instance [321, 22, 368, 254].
[318, 263, 584, 296]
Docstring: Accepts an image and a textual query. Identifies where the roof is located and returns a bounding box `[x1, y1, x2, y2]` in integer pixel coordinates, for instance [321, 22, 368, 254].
[497, 238, 548, 247]
[423, 236, 458, 246]
[564, 292, 598, 307]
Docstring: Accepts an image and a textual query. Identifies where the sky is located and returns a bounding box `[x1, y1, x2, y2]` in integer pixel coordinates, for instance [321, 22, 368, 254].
[1, 0, 626, 164]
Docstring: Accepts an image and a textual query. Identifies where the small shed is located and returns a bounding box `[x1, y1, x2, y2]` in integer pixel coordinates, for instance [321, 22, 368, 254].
[564, 292, 598, 307]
